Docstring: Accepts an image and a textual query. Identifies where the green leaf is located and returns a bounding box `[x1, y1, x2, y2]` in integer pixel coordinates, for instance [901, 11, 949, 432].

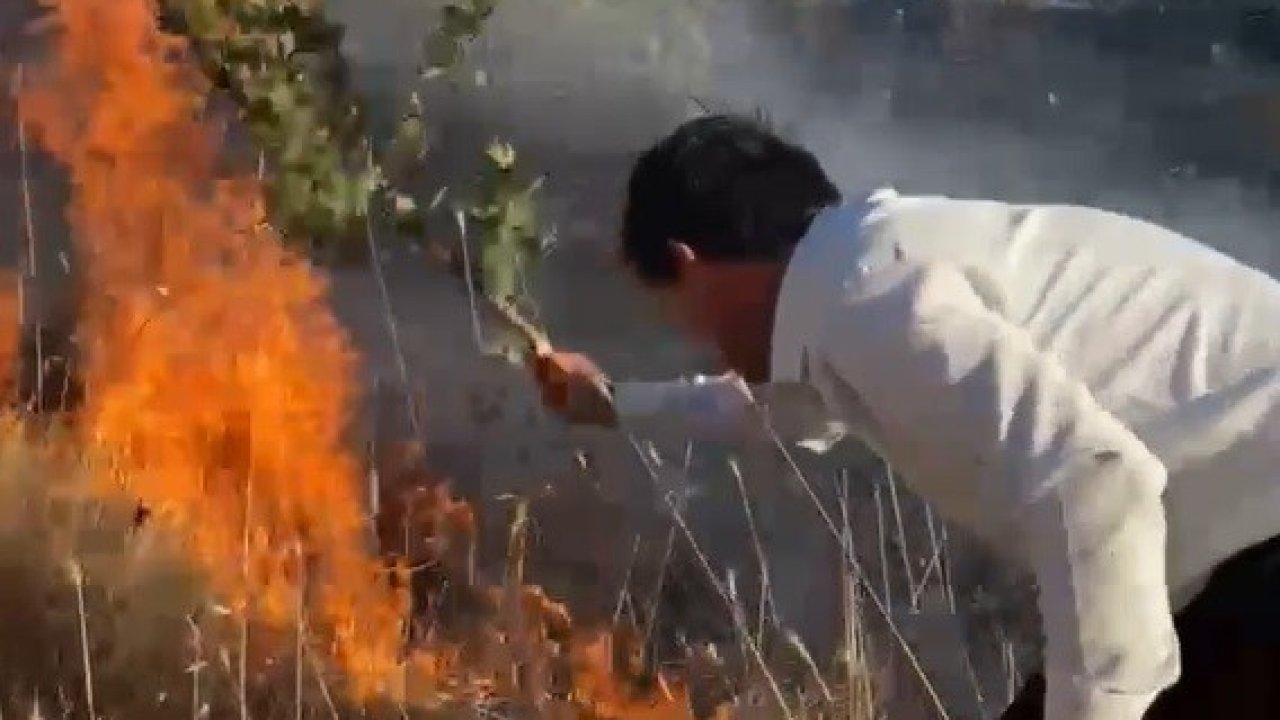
[390, 193, 425, 236]
[485, 141, 517, 171]
[441, 4, 484, 37]
[390, 109, 428, 163]
[294, 19, 345, 53]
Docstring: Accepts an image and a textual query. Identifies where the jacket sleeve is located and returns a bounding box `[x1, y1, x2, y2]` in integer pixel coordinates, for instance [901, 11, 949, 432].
[611, 374, 755, 442]
[612, 375, 844, 449]
[814, 262, 1180, 720]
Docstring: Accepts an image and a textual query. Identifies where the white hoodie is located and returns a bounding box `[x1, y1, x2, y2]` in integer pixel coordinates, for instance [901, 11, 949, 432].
[612, 189, 1280, 720]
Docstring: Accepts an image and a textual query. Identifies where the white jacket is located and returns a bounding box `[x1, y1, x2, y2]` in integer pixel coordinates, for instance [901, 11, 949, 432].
[613, 190, 1280, 720]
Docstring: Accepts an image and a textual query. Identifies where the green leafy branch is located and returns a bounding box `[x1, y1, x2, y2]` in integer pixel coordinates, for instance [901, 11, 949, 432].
[420, 0, 501, 80]
[161, 0, 376, 259]
[164, 0, 553, 356]
[462, 142, 553, 360]
[384, 1, 555, 360]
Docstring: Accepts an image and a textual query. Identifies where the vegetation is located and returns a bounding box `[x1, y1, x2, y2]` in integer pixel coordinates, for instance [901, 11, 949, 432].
[158, 0, 550, 348]
[159, 0, 375, 256]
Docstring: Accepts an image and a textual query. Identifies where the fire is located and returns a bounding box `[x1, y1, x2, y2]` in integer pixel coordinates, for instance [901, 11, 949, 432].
[17, 0, 404, 697]
[0, 272, 19, 395]
[14, 0, 702, 715]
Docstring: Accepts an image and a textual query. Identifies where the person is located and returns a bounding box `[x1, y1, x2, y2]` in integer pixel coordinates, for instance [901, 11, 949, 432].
[528, 114, 1280, 720]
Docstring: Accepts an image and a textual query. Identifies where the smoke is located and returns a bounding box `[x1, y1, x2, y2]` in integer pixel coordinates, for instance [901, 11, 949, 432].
[334, 0, 1280, 271]
[697, 1, 1280, 271]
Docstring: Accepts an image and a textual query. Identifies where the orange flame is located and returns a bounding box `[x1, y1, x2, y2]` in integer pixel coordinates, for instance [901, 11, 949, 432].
[0, 272, 19, 394]
[18, 0, 404, 697]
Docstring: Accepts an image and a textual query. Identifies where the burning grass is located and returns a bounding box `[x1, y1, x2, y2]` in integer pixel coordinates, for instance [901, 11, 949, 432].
[0, 415, 705, 718]
[16, 0, 409, 699]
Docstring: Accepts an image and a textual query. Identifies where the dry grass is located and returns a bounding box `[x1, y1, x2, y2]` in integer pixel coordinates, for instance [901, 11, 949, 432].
[0, 418, 632, 719]
[0, 418, 893, 719]
[0, 418, 336, 720]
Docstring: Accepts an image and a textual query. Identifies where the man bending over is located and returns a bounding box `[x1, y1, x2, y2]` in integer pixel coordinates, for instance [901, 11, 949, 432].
[532, 114, 1280, 720]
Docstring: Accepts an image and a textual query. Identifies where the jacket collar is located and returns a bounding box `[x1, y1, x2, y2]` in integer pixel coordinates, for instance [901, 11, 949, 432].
[769, 188, 898, 384]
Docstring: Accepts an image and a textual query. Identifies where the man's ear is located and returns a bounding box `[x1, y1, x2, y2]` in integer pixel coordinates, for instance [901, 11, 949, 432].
[668, 241, 698, 279]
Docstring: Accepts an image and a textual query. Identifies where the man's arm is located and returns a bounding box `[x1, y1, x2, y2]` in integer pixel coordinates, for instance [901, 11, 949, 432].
[816, 262, 1180, 720]
[532, 351, 839, 445]
[611, 375, 752, 440]
[612, 375, 844, 449]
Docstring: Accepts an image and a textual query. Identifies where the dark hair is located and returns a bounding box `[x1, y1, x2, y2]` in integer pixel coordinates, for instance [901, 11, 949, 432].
[620, 114, 841, 285]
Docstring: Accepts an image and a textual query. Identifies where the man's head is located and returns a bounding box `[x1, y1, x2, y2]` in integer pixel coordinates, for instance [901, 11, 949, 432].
[620, 114, 840, 381]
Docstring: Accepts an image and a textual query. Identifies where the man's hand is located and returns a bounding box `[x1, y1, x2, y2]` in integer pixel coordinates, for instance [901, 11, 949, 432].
[529, 351, 618, 427]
